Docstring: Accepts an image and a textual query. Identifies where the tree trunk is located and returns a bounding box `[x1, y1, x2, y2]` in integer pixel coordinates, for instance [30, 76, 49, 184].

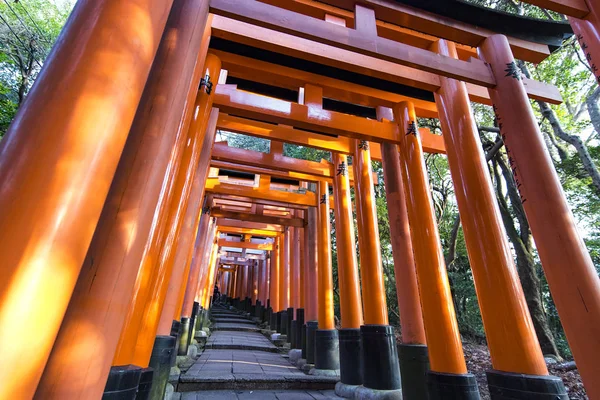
[586, 87, 600, 139]
[494, 154, 561, 358]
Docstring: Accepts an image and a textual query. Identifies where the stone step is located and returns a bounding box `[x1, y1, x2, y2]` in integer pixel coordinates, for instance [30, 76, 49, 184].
[212, 323, 261, 333]
[212, 318, 257, 325]
[179, 389, 341, 398]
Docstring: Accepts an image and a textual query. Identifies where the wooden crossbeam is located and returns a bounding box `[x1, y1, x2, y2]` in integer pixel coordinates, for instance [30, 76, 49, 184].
[211, 16, 562, 104]
[218, 239, 274, 250]
[215, 86, 405, 144]
[206, 177, 318, 206]
[314, 0, 552, 63]
[217, 219, 283, 235]
[210, 0, 495, 87]
[217, 113, 445, 156]
[256, 0, 479, 60]
[212, 140, 333, 179]
[211, 143, 381, 184]
[212, 50, 439, 118]
[212, 207, 305, 227]
[212, 193, 309, 210]
[211, 160, 326, 183]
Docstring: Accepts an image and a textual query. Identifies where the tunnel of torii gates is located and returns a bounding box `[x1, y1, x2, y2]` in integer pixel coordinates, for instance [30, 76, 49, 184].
[1, 0, 600, 399]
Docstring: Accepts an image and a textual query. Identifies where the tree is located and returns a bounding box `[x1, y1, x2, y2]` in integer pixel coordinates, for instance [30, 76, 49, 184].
[0, 0, 73, 137]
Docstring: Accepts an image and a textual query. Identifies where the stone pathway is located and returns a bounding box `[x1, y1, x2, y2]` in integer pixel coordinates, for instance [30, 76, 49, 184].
[181, 390, 340, 399]
[175, 305, 340, 399]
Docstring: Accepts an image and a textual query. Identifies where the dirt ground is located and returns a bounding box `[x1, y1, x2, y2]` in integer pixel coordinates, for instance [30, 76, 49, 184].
[462, 342, 587, 399]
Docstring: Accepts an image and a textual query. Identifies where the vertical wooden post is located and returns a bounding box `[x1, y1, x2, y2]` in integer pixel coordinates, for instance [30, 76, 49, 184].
[352, 140, 388, 325]
[181, 196, 214, 319]
[281, 228, 291, 311]
[332, 153, 363, 329]
[252, 261, 260, 304]
[291, 223, 302, 310]
[157, 108, 219, 336]
[304, 208, 319, 322]
[113, 54, 221, 368]
[32, 2, 207, 398]
[434, 39, 550, 379]
[394, 102, 467, 375]
[480, 35, 600, 399]
[569, 1, 600, 88]
[271, 242, 281, 312]
[317, 182, 335, 330]
[378, 107, 426, 345]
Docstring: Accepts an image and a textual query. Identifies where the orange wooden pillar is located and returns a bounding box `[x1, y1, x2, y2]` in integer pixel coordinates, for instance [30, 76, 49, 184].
[352, 142, 388, 325]
[394, 102, 478, 396]
[433, 39, 562, 397]
[281, 227, 292, 332]
[252, 260, 261, 305]
[194, 219, 218, 311]
[353, 132, 402, 391]
[177, 195, 214, 354]
[304, 207, 319, 324]
[480, 35, 600, 399]
[332, 153, 363, 329]
[378, 106, 429, 399]
[291, 223, 302, 310]
[271, 241, 281, 313]
[33, 2, 207, 398]
[315, 180, 339, 370]
[303, 206, 319, 363]
[157, 108, 218, 336]
[201, 240, 220, 309]
[298, 213, 306, 310]
[569, 1, 600, 88]
[332, 153, 365, 386]
[112, 54, 221, 374]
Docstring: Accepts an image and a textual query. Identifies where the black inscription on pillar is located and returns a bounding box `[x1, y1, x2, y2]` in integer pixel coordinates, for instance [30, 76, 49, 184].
[358, 140, 369, 150]
[406, 121, 418, 137]
[576, 34, 600, 84]
[320, 194, 327, 204]
[504, 61, 522, 80]
[492, 104, 527, 204]
[199, 74, 214, 94]
[337, 161, 347, 176]
[202, 205, 211, 215]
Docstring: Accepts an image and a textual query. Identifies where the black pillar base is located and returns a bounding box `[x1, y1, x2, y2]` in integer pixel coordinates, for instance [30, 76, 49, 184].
[280, 310, 289, 335]
[270, 310, 277, 330]
[189, 301, 199, 341]
[301, 323, 308, 358]
[314, 329, 340, 370]
[135, 367, 154, 400]
[149, 335, 176, 400]
[339, 328, 362, 386]
[306, 321, 318, 364]
[194, 307, 204, 332]
[286, 307, 294, 343]
[103, 364, 143, 400]
[427, 371, 481, 400]
[360, 325, 401, 390]
[170, 319, 182, 362]
[276, 311, 282, 332]
[295, 309, 304, 350]
[255, 300, 262, 318]
[290, 320, 297, 348]
[398, 343, 429, 400]
[177, 317, 191, 356]
[486, 370, 568, 399]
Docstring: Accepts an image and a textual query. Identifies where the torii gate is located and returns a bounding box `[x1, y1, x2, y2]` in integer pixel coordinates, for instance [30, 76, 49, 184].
[0, 0, 599, 399]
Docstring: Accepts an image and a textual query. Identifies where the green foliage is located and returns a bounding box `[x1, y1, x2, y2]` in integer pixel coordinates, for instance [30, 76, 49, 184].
[0, 0, 73, 137]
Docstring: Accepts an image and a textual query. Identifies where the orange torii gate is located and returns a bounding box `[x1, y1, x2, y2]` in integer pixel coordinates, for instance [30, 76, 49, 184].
[0, 0, 598, 399]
